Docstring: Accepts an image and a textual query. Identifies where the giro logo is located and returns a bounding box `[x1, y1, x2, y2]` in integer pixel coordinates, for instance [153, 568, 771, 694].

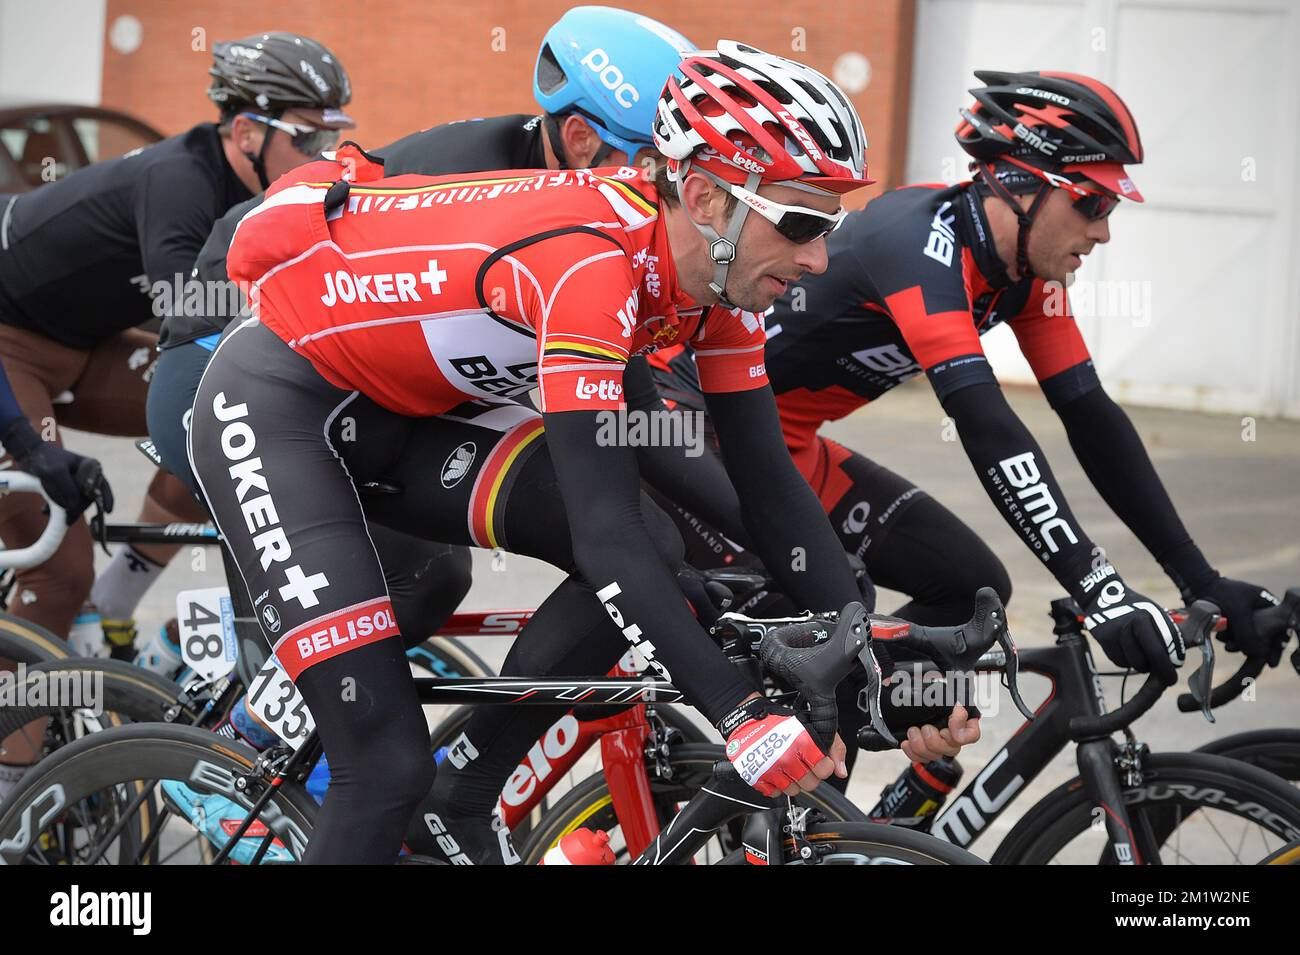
[923, 200, 957, 267]
[730, 151, 767, 174]
[580, 48, 639, 109]
[441, 442, 476, 488]
[596, 580, 669, 680]
[299, 59, 330, 94]
[1015, 86, 1070, 106]
[574, 376, 623, 402]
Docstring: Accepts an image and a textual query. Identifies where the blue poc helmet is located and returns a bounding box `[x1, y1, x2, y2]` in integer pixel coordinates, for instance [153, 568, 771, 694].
[534, 6, 694, 162]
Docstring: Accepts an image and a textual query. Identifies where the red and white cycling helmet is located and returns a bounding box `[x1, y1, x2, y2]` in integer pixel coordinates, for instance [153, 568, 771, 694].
[652, 41, 872, 304]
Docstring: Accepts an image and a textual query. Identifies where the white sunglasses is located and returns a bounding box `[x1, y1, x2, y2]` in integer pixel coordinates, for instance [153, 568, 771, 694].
[721, 181, 847, 243]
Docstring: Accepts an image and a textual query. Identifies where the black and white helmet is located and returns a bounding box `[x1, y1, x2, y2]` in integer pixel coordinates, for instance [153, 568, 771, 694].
[209, 32, 353, 126]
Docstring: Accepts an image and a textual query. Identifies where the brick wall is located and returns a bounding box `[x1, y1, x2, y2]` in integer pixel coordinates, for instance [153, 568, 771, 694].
[101, 0, 914, 201]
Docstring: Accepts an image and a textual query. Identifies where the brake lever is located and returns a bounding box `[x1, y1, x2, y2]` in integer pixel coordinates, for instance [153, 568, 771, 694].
[1176, 600, 1220, 723]
[854, 638, 894, 747]
[995, 619, 1033, 721]
[89, 500, 111, 556]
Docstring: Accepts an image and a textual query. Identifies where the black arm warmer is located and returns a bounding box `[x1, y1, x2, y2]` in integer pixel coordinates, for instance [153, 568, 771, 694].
[704, 386, 865, 613]
[622, 357, 751, 545]
[941, 381, 1099, 602]
[543, 408, 755, 724]
[1053, 384, 1217, 597]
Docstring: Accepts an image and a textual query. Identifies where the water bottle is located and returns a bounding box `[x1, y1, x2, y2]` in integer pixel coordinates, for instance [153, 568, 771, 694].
[868, 756, 963, 825]
[67, 605, 105, 658]
[539, 828, 615, 865]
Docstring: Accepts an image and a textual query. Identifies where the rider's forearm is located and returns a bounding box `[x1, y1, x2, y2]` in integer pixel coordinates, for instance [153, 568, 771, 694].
[705, 387, 864, 612]
[1053, 384, 1217, 597]
[623, 359, 752, 545]
[544, 408, 757, 725]
[941, 381, 1101, 602]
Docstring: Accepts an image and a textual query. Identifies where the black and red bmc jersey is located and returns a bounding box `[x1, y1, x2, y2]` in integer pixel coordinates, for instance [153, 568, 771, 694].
[651, 181, 1101, 477]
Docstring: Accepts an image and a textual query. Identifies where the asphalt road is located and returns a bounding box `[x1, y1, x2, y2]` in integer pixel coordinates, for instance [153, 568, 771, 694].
[64, 376, 1300, 857]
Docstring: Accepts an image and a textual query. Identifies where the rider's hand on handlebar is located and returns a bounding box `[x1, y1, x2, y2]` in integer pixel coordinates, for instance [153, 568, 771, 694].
[719, 695, 847, 797]
[899, 703, 981, 762]
[13, 435, 115, 523]
[1081, 569, 1184, 685]
[1194, 576, 1284, 666]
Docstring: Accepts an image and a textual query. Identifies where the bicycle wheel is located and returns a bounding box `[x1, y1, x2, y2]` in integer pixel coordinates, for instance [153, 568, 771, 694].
[0, 722, 318, 865]
[1196, 727, 1300, 784]
[518, 742, 867, 864]
[407, 636, 495, 680]
[0, 611, 70, 664]
[773, 821, 986, 865]
[1260, 839, 1300, 865]
[992, 751, 1300, 865]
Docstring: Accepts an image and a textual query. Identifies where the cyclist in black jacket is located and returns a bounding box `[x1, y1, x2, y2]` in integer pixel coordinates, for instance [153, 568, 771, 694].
[648, 70, 1282, 680]
[0, 32, 352, 648]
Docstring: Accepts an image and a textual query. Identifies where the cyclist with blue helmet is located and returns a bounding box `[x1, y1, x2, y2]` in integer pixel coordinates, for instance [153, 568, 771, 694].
[534, 5, 693, 169]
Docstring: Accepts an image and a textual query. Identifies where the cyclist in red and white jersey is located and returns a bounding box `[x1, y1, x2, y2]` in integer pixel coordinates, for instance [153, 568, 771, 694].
[189, 41, 979, 863]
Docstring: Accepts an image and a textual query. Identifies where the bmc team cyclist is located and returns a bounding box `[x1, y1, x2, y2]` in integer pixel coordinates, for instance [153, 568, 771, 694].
[648, 70, 1281, 679]
[0, 32, 353, 653]
[189, 41, 978, 864]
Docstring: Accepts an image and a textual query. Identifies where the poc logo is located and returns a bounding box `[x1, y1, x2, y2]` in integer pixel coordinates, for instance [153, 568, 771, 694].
[574, 376, 622, 402]
[580, 49, 639, 109]
[731, 151, 766, 174]
[923, 200, 957, 267]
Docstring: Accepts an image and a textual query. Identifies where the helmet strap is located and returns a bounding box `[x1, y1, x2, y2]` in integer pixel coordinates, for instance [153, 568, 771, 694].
[544, 113, 569, 170]
[242, 112, 280, 191]
[983, 162, 1051, 281]
[673, 162, 758, 309]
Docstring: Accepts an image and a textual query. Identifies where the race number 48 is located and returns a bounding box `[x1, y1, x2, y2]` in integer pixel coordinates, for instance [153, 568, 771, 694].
[176, 587, 237, 681]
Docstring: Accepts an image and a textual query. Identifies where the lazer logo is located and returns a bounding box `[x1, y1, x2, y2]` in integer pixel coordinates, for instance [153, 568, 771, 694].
[319, 259, 446, 306]
[580, 48, 640, 109]
[574, 376, 623, 402]
[211, 393, 329, 609]
[922, 200, 957, 266]
[596, 581, 670, 680]
[1013, 123, 1058, 156]
[777, 109, 822, 161]
[998, 452, 1079, 553]
[730, 151, 766, 174]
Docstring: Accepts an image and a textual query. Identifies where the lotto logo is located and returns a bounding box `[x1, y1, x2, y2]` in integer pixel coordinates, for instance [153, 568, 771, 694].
[574, 376, 623, 402]
[730, 151, 766, 174]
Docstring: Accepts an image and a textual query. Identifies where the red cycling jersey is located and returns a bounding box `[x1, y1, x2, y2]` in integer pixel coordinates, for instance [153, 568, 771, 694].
[226, 147, 768, 416]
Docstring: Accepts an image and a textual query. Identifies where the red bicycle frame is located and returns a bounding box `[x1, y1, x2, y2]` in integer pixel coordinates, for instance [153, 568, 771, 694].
[438, 610, 668, 857]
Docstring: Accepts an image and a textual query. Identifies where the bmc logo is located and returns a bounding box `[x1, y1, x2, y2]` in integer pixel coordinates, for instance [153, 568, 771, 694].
[998, 452, 1079, 553]
[922, 200, 957, 267]
[580, 48, 639, 109]
[574, 376, 623, 402]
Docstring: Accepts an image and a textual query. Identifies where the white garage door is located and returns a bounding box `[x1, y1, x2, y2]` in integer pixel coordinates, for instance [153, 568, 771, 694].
[904, 0, 1300, 418]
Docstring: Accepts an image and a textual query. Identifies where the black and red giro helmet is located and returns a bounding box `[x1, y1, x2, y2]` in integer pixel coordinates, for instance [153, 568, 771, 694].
[955, 69, 1143, 201]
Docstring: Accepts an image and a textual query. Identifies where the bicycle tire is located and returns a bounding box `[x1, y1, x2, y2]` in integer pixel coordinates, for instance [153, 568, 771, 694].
[1260, 838, 1300, 865]
[408, 635, 495, 679]
[769, 821, 986, 865]
[1194, 727, 1300, 782]
[518, 742, 868, 864]
[0, 722, 318, 864]
[991, 751, 1300, 865]
[0, 612, 70, 665]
